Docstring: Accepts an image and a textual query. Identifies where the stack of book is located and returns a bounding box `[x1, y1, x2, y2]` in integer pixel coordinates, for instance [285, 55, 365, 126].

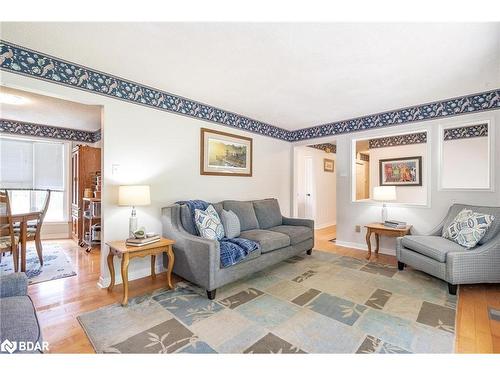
[126, 235, 160, 247]
[383, 220, 407, 229]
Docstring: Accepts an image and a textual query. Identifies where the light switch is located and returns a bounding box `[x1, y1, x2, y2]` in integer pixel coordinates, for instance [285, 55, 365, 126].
[112, 164, 120, 175]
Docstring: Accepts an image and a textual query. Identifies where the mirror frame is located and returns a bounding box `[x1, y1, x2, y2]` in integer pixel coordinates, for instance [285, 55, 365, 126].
[437, 118, 495, 192]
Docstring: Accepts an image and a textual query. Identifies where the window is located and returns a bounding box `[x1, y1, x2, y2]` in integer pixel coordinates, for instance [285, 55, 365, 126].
[0, 137, 67, 222]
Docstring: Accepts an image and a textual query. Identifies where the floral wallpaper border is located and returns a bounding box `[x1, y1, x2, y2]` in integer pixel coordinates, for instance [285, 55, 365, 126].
[443, 123, 488, 141]
[0, 40, 290, 141]
[0, 118, 101, 143]
[1, 40, 499, 143]
[368, 132, 427, 149]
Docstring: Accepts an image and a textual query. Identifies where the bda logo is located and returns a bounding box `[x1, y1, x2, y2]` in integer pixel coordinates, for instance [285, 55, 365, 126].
[1, 339, 17, 354]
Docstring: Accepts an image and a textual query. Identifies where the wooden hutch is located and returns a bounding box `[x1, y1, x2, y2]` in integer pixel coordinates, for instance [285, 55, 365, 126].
[71, 145, 101, 243]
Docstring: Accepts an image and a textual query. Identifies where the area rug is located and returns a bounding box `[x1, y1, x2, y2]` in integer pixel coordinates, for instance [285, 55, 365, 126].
[77, 251, 457, 354]
[0, 243, 76, 284]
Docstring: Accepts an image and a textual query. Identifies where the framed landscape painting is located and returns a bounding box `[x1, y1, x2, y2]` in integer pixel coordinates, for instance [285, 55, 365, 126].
[200, 128, 253, 176]
[379, 156, 422, 186]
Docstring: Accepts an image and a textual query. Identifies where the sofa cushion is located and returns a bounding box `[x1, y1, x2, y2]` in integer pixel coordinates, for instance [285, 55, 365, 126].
[401, 235, 467, 262]
[220, 209, 241, 239]
[253, 199, 283, 229]
[239, 229, 290, 253]
[269, 225, 313, 245]
[0, 296, 41, 352]
[223, 201, 259, 231]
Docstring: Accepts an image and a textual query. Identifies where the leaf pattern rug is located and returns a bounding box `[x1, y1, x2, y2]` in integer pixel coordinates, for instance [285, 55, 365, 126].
[78, 250, 457, 353]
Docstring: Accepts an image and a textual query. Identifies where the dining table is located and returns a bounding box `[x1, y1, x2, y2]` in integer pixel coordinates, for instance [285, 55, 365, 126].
[0, 206, 42, 272]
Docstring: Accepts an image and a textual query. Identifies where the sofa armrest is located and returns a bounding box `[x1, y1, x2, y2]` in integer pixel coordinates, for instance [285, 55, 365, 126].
[282, 216, 314, 229]
[161, 205, 220, 290]
[0, 273, 28, 298]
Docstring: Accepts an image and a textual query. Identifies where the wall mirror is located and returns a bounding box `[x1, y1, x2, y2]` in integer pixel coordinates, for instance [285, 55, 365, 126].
[439, 121, 492, 190]
[352, 131, 428, 206]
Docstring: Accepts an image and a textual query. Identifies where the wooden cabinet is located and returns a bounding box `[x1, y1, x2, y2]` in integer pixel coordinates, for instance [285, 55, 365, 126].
[71, 145, 101, 242]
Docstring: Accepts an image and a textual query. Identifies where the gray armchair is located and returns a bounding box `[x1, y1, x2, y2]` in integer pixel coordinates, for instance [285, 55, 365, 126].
[396, 204, 500, 295]
[0, 273, 44, 353]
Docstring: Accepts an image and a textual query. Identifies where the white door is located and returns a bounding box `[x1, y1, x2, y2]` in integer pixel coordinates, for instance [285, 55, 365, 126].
[304, 156, 314, 219]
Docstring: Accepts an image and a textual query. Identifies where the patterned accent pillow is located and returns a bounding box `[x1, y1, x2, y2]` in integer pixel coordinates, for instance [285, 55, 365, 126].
[220, 209, 241, 239]
[194, 205, 225, 241]
[443, 209, 495, 249]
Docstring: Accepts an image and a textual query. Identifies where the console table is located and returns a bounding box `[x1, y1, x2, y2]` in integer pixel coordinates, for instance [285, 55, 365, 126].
[364, 223, 412, 260]
[106, 237, 175, 306]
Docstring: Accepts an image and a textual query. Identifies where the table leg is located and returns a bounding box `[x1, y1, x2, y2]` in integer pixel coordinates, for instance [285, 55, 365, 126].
[375, 233, 380, 256]
[121, 253, 130, 306]
[20, 221, 27, 272]
[151, 254, 156, 278]
[166, 246, 175, 289]
[365, 228, 372, 260]
[107, 251, 115, 291]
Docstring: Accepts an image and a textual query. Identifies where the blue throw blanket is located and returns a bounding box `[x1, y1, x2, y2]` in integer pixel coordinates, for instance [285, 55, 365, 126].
[176, 200, 259, 268]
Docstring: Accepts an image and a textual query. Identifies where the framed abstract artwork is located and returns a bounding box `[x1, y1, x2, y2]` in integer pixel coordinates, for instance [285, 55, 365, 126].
[379, 156, 422, 186]
[324, 158, 334, 172]
[200, 128, 253, 176]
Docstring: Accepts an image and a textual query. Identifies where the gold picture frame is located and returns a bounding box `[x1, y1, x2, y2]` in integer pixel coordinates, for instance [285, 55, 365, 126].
[200, 128, 253, 177]
[324, 158, 334, 172]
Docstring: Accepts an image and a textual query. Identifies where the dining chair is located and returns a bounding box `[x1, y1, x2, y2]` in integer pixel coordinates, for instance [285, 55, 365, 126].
[0, 190, 20, 272]
[13, 189, 51, 266]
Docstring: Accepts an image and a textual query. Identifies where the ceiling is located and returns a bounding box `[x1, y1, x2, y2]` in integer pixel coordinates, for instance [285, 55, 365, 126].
[1, 22, 499, 131]
[0, 86, 101, 131]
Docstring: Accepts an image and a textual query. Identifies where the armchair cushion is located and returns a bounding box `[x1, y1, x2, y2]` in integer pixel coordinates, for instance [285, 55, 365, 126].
[0, 273, 28, 298]
[401, 235, 467, 262]
[442, 204, 500, 245]
[0, 296, 42, 352]
[269, 225, 313, 245]
[239, 229, 290, 253]
[443, 209, 495, 249]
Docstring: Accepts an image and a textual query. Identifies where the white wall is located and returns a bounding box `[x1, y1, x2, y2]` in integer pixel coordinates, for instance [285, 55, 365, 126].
[441, 136, 489, 189]
[368, 142, 428, 205]
[333, 111, 499, 255]
[1, 72, 292, 287]
[295, 146, 336, 228]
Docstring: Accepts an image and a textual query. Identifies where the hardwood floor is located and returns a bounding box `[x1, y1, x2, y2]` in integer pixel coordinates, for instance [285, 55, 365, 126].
[28, 229, 500, 353]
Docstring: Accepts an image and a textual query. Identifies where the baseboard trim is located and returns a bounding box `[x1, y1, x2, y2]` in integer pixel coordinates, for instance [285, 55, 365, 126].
[335, 240, 396, 256]
[315, 221, 337, 230]
[97, 263, 166, 289]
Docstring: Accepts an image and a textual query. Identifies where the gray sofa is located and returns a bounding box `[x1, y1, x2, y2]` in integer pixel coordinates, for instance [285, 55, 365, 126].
[397, 203, 500, 295]
[0, 273, 43, 353]
[162, 198, 314, 299]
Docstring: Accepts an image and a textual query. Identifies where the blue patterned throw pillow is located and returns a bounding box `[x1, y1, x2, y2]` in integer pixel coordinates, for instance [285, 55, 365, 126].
[194, 205, 225, 241]
[443, 209, 495, 249]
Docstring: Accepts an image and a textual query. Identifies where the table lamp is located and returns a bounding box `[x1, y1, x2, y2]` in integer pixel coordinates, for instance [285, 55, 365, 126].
[118, 185, 151, 238]
[373, 186, 396, 222]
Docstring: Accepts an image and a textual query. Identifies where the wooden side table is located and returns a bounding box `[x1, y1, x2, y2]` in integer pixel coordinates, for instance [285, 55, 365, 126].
[364, 223, 411, 260]
[106, 237, 175, 306]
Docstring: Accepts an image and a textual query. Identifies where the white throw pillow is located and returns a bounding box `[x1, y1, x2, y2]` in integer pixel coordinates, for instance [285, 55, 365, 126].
[194, 205, 225, 241]
[443, 208, 495, 249]
[220, 209, 241, 239]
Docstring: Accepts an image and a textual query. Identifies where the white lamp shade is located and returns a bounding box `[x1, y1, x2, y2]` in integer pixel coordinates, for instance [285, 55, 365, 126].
[118, 185, 151, 206]
[373, 186, 397, 201]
